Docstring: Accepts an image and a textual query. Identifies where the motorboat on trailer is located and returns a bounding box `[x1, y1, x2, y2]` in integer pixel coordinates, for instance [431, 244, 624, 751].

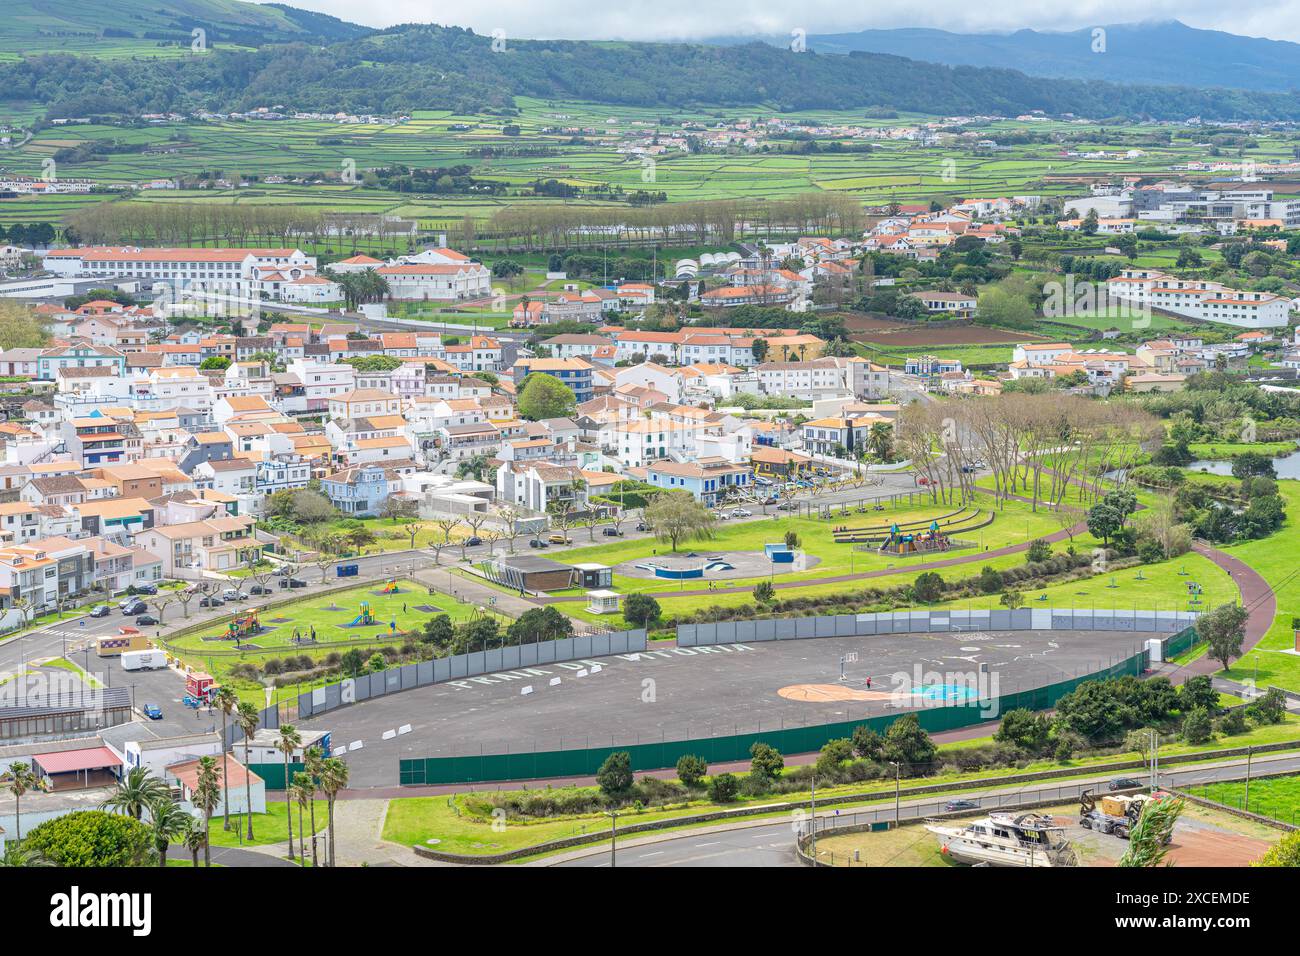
[925, 811, 1078, 867]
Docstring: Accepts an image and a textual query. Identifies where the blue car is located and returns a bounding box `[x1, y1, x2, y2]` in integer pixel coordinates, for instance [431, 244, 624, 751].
[142, 704, 163, 720]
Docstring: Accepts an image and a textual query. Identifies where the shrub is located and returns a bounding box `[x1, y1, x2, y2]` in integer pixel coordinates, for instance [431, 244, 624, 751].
[978, 565, 1002, 594]
[1214, 708, 1247, 737]
[749, 742, 784, 781]
[815, 738, 855, 777]
[24, 810, 153, 867]
[1026, 539, 1051, 563]
[675, 754, 707, 788]
[753, 580, 775, 604]
[1246, 687, 1287, 725]
[851, 725, 883, 760]
[912, 571, 944, 603]
[596, 751, 634, 796]
[1182, 706, 1213, 744]
[623, 593, 661, 629]
[708, 772, 740, 803]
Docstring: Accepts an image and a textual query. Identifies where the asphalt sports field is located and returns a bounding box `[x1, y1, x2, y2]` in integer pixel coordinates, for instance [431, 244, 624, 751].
[307, 627, 1149, 787]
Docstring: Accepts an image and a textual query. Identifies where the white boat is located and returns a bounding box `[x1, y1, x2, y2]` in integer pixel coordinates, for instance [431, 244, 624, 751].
[925, 811, 1078, 867]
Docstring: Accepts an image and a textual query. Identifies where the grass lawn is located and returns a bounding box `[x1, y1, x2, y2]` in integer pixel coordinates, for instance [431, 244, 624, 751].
[549, 491, 1070, 623]
[208, 801, 327, 849]
[383, 715, 1300, 856]
[1203, 481, 1300, 692]
[1186, 441, 1297, 460]
[39, 657, 104, 689]
[167, 579, 508, 706]
[1188, 773, 1300, 827]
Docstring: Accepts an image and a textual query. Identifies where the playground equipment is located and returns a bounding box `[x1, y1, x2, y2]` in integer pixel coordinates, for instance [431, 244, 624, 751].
[878, 521, 952, 556]
[227, 609, 260, 641]
[380, 579, 399, 594]
[764, 543, 795, 564]
[347, 601, 376, 627]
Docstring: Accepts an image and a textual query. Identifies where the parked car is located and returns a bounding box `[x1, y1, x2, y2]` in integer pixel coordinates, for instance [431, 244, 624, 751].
[776, 502, 799, 511]
[135, 614, 158, 626]
[761, 496, 779, 506]
[917, 477, 932, 486]
[529, 538, 549, 549]
[199, 596, 224, 608]
[288, 578, 308, 589]
[547, 534, 571, 545]
[464, 535, 483, 547]
[121, 601, 147, 616]
[730, 508, 752, 518]
[89, 605, 111, 618]
[249, 585, 272, 595]
[944, 799, 980, 812]
[133, 583, 158, 596]
[274, 566, 292, 576]
[635, 522, 649, 532]
[221, 589, 246, 601]
[1109, 777, 1143, 791]
[602, 527, 623, 537]
[142, 704, 163, 720]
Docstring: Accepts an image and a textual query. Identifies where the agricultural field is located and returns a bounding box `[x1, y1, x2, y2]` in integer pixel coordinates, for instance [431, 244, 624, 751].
[2, 98, 1293, 232]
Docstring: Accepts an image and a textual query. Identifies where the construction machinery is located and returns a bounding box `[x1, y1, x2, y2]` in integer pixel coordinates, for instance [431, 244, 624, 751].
[1079, 788, 1170, 841]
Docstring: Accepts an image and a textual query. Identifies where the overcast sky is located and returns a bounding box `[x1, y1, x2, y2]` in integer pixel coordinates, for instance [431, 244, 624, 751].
[279, 1, 1298, 43]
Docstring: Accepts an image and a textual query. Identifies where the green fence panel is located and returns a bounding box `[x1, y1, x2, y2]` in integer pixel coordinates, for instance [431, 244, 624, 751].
[250, 761, 305, 791]
[400, 649, 1149, 786]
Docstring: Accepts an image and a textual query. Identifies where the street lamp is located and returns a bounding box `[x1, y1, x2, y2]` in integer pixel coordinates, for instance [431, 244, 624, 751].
[605, 809, 619, 867]
[890, 761, 901, 823]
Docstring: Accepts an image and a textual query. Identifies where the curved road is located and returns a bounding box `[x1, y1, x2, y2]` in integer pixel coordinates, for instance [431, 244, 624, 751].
[545, 749, 1300, 867]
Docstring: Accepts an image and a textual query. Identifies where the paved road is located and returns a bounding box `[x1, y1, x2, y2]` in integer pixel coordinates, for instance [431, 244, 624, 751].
[548, 750, 1300, 867]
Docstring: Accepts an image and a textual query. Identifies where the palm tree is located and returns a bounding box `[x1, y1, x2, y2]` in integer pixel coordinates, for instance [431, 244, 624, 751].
[192, 756, 222, 867]
[0, 842, 49, 867]
[290, 772, 312, 865]
[276, 724, 303, 860]
[100, 766, 169, 820]
[212, 685, 238, 830]
[147, 796, 192, 868]
[179, 814, 206, 868]
[303, 746, 324, 868]
[236, 702, 260, 840]
[317, 757, 349, 868]
[6, 761, 36, 842]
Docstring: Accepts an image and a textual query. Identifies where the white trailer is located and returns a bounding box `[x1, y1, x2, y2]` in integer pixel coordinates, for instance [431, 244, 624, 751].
[121, 649, 167, 672]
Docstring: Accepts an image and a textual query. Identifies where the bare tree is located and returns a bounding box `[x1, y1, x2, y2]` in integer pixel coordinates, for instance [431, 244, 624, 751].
[149, 593, 179, 625]
[496, 506, 521, 554]
[460, 513, 488, 559]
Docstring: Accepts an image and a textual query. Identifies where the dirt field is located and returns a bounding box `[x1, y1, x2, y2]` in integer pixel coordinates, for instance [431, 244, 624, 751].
[852, 325, 1047, 347]
[813, 801, 1280, 867]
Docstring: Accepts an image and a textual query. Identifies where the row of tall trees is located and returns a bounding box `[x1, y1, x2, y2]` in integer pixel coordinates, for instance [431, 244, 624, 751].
[897, 395, 1162, 511]
[65, 203, 410, 253]
[476, 192, 869, 253]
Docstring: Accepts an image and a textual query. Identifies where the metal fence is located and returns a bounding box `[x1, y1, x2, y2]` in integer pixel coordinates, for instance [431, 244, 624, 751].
[398, 645, 1148, 785]
[297, 629, 647, 719]
[796, 780, 1110, 866]
[677, 607, 1199, 647]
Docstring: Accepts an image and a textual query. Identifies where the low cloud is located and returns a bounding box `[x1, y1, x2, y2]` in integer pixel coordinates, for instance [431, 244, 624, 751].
[280, 0, 1300, 44]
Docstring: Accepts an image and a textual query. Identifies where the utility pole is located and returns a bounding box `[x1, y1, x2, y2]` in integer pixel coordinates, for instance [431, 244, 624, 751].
[809, 774, 817, 862]
[607, 808, 618, 868]
[1245, 746, 1253, 813]
[892, 761, 901, 824]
